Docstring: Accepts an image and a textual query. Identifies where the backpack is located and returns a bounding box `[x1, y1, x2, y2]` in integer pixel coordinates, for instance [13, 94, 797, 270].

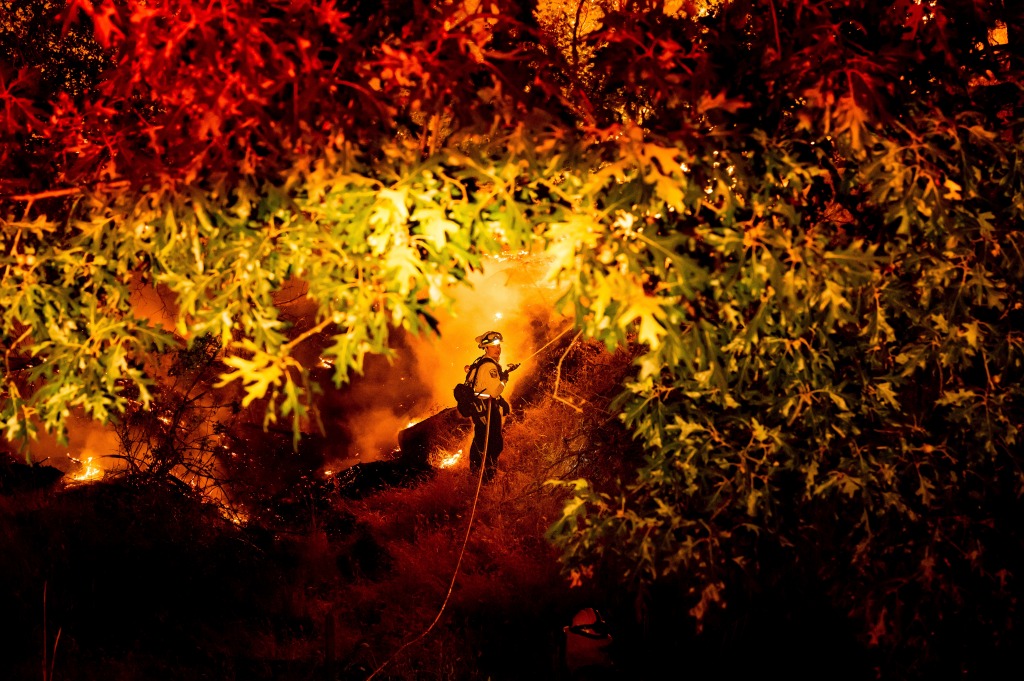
[454, 357, 493, 418]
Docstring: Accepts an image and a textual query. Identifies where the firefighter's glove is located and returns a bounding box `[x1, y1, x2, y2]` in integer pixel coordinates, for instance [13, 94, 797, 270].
[498, 396, 511, 416]
[499, 363, 520, 382]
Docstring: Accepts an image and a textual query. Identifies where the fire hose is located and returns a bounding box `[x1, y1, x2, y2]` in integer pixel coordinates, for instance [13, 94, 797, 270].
[365, 398, 493, 680]
[365, 322, 576, 679]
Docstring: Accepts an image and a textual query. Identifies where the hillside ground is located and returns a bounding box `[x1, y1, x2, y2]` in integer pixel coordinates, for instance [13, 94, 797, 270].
[1, 339, 868, 680]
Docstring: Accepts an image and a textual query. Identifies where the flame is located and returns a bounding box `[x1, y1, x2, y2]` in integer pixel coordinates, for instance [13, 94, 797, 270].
[437, 448, 463, 469]
[69, 456, 104, 483]
[219, 506, 249, 525]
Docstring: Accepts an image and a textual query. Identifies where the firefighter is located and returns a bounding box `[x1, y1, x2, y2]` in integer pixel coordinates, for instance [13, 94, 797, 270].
[563, 607, 615, 679]
[466, 330, 516, 483]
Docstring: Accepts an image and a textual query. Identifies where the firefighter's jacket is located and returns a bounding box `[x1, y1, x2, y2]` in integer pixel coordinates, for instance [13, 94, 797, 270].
[471, 357, 506, 399]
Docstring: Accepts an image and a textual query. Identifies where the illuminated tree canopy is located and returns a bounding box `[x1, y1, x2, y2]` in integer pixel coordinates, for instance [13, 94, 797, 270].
[2, 0, 1023, 663]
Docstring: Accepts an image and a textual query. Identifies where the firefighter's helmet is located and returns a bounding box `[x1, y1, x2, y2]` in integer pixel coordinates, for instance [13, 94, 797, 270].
[475, 330, 503, 348]
[571, 608, 603, 629]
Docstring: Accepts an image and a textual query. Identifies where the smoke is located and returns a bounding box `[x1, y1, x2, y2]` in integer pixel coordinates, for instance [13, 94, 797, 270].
[127, 273, 179, 332]
[18, 255, 564, 479]
[407, 252, 563, 411]
[24, 411, 121, 479]
[314, 252, 565, 468]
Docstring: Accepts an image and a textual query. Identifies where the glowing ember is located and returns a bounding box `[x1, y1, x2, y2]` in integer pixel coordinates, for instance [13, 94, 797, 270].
[317, 356, 334, 369]
[69, 456, 103, 483]
[220, 507, 249, 525]
[437, 449, 463, 469]
[491, 250, 530, 262]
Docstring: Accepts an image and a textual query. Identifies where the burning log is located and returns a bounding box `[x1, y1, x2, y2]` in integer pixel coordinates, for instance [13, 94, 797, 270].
[325, 408, 472, 499]
[397, 407, 472, 465]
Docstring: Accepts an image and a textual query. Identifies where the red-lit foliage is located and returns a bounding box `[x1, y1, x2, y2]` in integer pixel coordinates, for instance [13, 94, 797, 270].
[0, 0, 573, 199]
[6, 1, 366, 192]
